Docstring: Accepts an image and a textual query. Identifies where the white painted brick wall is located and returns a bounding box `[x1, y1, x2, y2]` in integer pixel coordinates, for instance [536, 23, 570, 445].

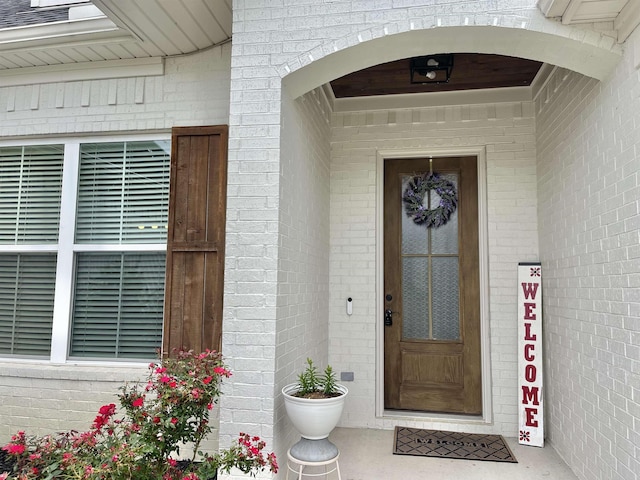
[0, 363, 220, 455]
[329, 101, 538, 435]
[0, 2, 628, 479]
[220, 85, 332, 478]
[536, 27, 640, 480]
[0, 363, 144, 441]
[0, 43, 230, 136]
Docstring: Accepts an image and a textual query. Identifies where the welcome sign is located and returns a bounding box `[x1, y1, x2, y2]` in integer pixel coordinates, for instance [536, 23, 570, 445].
[518, 262, 544, 447]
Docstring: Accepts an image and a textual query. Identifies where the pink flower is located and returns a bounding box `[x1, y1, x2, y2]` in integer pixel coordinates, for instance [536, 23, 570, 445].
[99, 404, 116, 416]
[170, 418, 178, 425]
[191, 388, 200, 399]
[167, 459, 177, 467]
[169, 381, 177, 388]
[3, 443, 25, 455]
[0, 472, 9, 480]
[132, 397, 144, 408]
[213, 366, 231, 377]
[202, 376, 213, 384]
[92, 415, 107, 430]
[159, 375, 171, 383]
[155, 367, 167, 374]
[207, 403, 213, 410]
[268, 453, 279, 473]
[153, 416, 161, 424]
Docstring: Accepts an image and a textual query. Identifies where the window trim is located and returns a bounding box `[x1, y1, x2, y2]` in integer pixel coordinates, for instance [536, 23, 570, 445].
[0, 133, 170, 365]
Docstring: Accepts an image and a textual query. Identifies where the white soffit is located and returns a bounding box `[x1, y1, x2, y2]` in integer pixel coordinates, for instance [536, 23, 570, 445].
[92, 0, 232, 54]
[538, 0, 640, 42]
[0, 0, 231, 75]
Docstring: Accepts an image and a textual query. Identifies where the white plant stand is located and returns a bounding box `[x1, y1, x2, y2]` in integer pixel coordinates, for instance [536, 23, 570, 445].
[286, 448, 341, 480]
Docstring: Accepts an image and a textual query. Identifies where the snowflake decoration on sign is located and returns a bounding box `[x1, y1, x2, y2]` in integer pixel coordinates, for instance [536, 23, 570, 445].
[530, 267, 541, 277]
[519, 430, 531, 442]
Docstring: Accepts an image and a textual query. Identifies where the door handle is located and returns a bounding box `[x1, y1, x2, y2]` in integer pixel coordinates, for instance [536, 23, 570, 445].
[384, 309, 393, 326]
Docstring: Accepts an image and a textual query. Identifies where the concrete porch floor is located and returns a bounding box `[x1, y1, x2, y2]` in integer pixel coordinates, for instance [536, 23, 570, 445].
[320, 427, 578, 480]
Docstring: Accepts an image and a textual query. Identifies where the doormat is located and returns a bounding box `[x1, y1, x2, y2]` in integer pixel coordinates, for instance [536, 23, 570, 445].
[393, 427, 517, 463]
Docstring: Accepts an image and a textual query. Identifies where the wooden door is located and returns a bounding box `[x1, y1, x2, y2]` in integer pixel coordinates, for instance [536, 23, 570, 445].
[384, 156, 481, 414]
[162, 126, 228, 356]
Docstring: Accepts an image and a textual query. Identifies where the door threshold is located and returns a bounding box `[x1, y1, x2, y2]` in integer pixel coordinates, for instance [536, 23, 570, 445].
[383, 409, 489, 425]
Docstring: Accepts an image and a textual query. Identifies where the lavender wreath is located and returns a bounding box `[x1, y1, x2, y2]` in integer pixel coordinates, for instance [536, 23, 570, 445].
[402, 172, 458, 228]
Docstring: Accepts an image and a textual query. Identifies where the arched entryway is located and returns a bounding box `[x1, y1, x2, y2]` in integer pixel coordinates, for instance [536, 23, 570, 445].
[275, 18, 620, 426]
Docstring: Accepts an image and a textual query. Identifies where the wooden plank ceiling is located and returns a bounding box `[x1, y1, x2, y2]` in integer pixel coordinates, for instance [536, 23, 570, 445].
[330, 54, 543, 98]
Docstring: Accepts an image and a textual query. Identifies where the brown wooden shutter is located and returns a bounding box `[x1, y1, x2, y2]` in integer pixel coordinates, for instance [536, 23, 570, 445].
[162, 126, 228, 355]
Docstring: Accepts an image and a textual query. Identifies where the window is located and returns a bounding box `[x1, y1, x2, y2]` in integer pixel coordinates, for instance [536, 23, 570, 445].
[0, 138, 170, 361]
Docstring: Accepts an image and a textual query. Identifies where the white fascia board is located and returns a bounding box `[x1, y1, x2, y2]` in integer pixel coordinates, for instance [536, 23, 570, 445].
[31, 0, 90, 7]
[0, 16, 126, 51]
[615, 0, 640, 43]
[69, 5, 105, 20]
[332, 86, 532, 113]
[0, 57, 164, 87]
[537, 0, 572, 18]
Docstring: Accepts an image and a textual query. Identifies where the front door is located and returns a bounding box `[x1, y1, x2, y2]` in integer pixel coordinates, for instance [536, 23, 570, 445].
[384, 156, 481, 414]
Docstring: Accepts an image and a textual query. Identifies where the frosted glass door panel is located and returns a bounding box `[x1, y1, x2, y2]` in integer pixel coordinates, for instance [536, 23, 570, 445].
[400, 172, 460, 342]
[402, 257, 429, 339]
[432, 256, 460, 340]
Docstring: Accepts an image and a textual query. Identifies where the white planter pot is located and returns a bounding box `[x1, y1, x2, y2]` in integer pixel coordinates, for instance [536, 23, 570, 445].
[282, 383, 348, 440]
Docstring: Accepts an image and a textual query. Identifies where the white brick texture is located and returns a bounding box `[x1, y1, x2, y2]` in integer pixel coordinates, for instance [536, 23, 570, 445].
[0, 43, 231, 136]
[0, 363, 145, 441]
[0, 3, 635, 480]
[536, 27, 640, 480]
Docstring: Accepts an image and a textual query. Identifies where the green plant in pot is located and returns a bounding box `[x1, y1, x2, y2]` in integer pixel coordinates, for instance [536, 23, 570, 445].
[1, 350, 278, 480]
[282, 359, 348, 462]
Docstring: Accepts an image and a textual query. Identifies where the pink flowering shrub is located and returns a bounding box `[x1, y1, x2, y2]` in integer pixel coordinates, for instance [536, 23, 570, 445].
[1, 350, 277, 480]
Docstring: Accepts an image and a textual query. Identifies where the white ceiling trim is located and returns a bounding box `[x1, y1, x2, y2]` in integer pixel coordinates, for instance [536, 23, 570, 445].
[538, 0, 639, 42]
[331, 86, 534, 113]
[0, 57, 163, 87]
[0, 17, 128, 52]
[615, 0, 640, 42]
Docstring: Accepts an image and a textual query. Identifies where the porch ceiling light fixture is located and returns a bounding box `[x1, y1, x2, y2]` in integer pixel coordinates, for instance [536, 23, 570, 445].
[410, 54, 454, 84]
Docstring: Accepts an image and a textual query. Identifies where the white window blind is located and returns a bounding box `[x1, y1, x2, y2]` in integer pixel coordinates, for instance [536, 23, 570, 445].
[76, 141, 170, 244]
[0, 254, 57, 356]
[70, 140, 170, 360]
[70, 252, 165, 359]
[0, 145, 64, 244]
